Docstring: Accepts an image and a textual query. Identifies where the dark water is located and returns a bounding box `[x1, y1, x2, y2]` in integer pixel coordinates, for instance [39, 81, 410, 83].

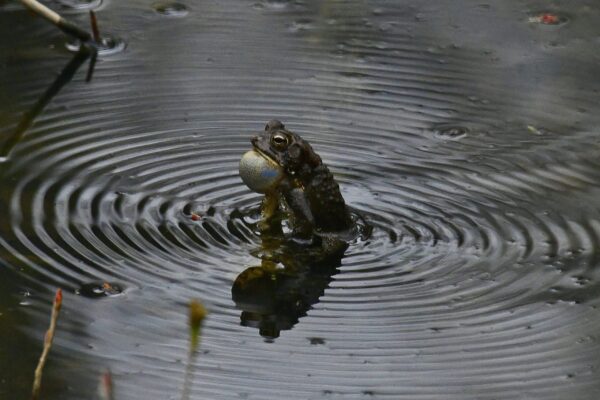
[1, 0, 600, 399]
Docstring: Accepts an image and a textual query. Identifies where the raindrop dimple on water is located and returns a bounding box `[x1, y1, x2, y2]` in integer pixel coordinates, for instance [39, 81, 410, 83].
[288, 19, 313, 33]
[55, 0, 103, 11]
[19, 289, 31, 306]
[66, 36, 126, 55]
[433, 126, 469, 140]
[153, 2, 189, 17]
[308, 337, 326, 345]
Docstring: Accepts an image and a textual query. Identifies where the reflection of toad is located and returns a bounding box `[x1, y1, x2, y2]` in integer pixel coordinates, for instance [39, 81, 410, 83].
[232, 237, 347, 339]
[239, 120, 354, 242]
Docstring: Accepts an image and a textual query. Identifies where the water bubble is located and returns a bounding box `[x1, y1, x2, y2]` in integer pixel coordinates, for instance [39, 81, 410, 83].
[153, 2, 189, 17]
[92, 36, 127, 55]
[526, 125, 551, 135]
[433, 125, 469, 140]
[19, 289, 32, 306]
[77, 282, 124, 298]
[288, 19, 313, 33]
[572, 276, 590, 287]
[66, 36, 126, 55]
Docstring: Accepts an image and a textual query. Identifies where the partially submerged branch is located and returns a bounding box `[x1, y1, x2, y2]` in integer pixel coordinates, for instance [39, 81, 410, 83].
[0, 1, 104, 159]
[89, 9, 100, 43]
[31, 288, 63, 400]
[20, 0, 91, 42]
[0, 47, 92, 158]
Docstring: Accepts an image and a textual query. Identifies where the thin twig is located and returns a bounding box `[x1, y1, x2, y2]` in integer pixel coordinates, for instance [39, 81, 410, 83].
[1, 1, 102, 159]
[89, 10, 100, 43]
[0, 48, 91, 158]
[86, 49, 98, 82]
[31, 288, 63, 400]
[19, 0, 91, 42]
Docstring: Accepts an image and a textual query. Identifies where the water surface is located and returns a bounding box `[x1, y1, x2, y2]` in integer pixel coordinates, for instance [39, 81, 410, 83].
[1, 0, 600, 399]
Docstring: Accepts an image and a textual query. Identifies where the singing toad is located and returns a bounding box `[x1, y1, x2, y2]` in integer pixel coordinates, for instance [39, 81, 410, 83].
[239, 120, 354, 242]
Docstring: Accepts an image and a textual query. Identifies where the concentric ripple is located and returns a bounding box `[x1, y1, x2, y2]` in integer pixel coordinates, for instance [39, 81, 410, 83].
[1, 1, 600, 399]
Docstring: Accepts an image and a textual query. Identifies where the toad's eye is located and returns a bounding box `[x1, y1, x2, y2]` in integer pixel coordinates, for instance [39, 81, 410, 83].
[271, 133, 289, 150]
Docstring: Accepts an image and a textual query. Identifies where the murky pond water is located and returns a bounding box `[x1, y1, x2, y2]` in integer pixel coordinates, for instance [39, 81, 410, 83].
[1, 0, 600, 399]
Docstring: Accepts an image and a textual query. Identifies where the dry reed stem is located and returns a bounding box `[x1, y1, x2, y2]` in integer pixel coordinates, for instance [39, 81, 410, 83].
[181, 300, 208, 400]
[89, 10, 100, 42]
[31, 288, 63, 400]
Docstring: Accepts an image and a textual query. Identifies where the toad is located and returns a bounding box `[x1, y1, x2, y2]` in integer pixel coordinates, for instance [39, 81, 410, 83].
[239, 120, 354, 242]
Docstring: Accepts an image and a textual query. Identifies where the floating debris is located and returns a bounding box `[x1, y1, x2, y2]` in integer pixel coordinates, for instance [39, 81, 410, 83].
[191, 213, 202, 221]
[77, 282, 124, 298]
[529, 12, 567, 25]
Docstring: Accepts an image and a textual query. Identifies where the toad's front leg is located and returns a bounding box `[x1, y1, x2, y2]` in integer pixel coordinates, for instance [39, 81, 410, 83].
[282, 187, 315, 242]
[258, 191, 282, 235]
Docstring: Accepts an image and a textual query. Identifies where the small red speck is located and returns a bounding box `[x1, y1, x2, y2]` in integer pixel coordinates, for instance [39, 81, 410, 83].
[102, 371, 112, 387]
[100, 370, 113, 398]
[540, 13, 559, 24]
[191, 213, 201, 221]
